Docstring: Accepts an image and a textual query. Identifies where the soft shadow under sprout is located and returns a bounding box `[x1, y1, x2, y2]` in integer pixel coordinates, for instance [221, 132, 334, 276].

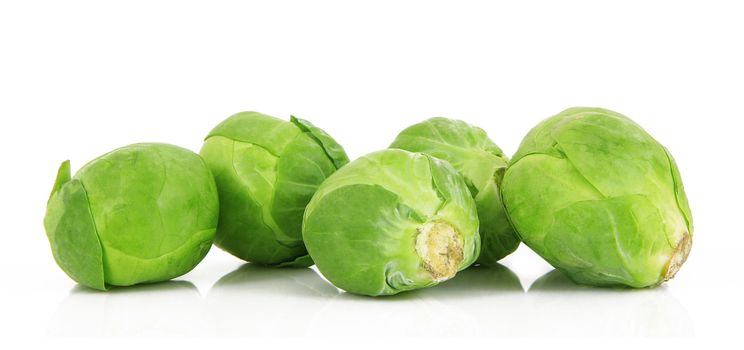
[48, 280, 205, 336]
[525, 269, 693, 336]
[306, 264, 525, 336]
[417, 263, 524, 298]
[210, 263, 339, 297]
[70, 279, 200, 295]
[529, 269, 597, 292]
[203, 264, 339, 336]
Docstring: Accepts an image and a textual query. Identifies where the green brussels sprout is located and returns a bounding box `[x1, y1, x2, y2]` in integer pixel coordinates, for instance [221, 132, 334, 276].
[390, 117, 520, 265]
[200, 112, 349, 266]
[501, 107, 693, 288]
[44, 143, 219, 290]
[303, 149, 480, 296]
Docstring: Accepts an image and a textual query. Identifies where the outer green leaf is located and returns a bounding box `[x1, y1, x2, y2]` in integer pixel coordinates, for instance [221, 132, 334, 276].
[544, 195, 669, 287]
[310, 148, 441, 216]
[390, 117, 519, 265]
[474, 178, 520, 265]
[44, 162, 105, 290]
[427, 156, 481, 268]
[303, 184, 428, 295]
[502, 107, 693, 288]
[201, 112, 348, 266]
[272, 132, 338, 245]
[502, 153, 604, 246]
[44, 144, 219, 289]
[291, 116, 350, 169]
[303, 149, 479, 296]
[206, 111, 301, 156]
[48, 160, 71, 199]
[200, 136, 305, 265]
[665, 148, 693, 232]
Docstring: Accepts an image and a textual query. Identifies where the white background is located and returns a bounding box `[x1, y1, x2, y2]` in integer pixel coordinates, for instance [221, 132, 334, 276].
[1, 0, 742, 343]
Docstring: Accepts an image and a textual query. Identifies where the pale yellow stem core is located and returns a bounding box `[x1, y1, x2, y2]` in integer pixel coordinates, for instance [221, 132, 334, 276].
[415, 221, 464, 282]
[664, 232, 692, 282]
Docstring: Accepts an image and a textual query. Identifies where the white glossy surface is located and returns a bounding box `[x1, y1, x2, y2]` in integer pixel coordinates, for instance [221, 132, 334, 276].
[7, 241, 735, 338]
[1, 0, 742, 340]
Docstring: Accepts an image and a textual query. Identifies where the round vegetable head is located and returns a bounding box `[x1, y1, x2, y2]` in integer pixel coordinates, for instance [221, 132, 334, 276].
[303, 149, 480, 296]
[501, 107, 693, 288]
[44, 143, 219, 290]
[200, 112, 348, 266]
[390, 117, 519, 265]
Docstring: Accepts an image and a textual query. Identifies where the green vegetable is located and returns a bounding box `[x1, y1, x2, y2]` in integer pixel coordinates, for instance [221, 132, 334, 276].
[390, 117, 520, 265]
[44, 143, 219, 290]
[501, 107, 693, 288]
[200, 111, 348, 266]
[303, 149, 480, 296]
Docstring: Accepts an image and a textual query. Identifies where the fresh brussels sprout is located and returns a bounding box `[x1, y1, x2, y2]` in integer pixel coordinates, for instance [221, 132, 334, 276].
[390, 117, 520, 265]
[303, 149, 480, 296]
[44, 143, 219, 290]
[200, 112, 348, 266]
[501, 107, 693, 288]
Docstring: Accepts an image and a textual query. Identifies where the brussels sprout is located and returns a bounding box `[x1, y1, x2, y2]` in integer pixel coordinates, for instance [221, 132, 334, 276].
[200, 112, 349, 266]
[501, 107, 693, 288]
[390, 117, 520, 265]
[44, 143, 219, 290]
[303, 149, 480, 296]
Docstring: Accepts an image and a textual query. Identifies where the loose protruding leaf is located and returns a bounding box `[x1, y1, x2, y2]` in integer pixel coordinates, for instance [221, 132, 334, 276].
[44, 166, 106, 290]
[48, 160, 71, 200]
[291, 116, 350, 169]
